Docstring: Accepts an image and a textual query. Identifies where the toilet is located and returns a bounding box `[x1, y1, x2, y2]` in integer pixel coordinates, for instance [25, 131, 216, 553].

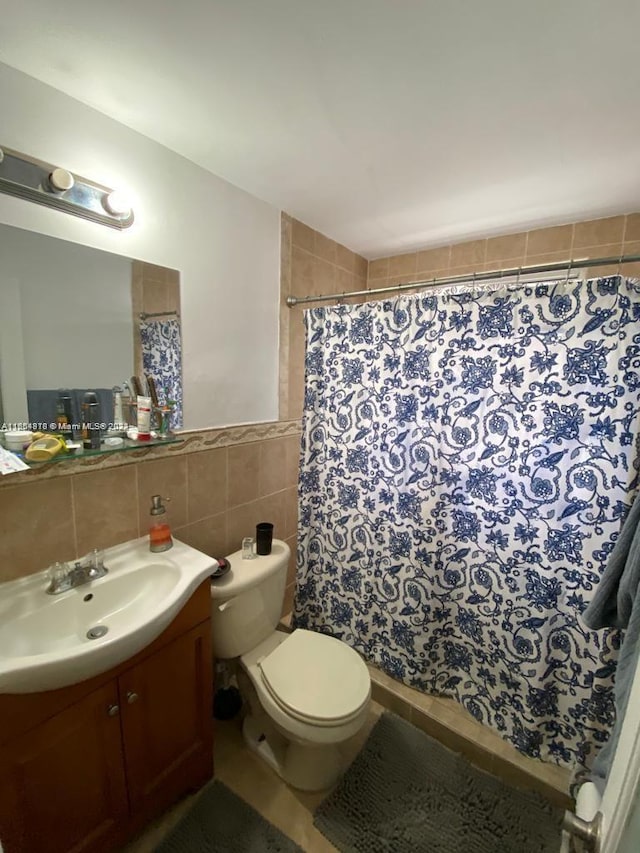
[210, 539, 371, 791]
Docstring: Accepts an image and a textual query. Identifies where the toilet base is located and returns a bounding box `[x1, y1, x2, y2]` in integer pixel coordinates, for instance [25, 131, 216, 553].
[242, 713, 344, 792]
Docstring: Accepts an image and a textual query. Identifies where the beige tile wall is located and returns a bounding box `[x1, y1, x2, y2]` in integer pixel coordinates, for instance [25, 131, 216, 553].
[0, 432, 300, 616]
[280, 214, 369, 421]
[367, 212, 640, 291]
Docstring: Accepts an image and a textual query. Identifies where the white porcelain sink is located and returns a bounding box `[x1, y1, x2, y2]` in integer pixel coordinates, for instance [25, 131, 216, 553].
[0, 537, 217, 694]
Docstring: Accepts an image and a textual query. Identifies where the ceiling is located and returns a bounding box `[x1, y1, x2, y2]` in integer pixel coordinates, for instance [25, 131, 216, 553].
[1, 0, 639, 259]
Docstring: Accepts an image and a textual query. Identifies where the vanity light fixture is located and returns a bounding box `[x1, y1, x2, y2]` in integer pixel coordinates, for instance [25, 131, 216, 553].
[0, 145, 134, 229]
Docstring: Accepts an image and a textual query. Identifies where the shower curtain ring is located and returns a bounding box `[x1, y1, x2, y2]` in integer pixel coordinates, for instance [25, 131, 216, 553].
[565, 260, 572, 284]
[516, 266, 522, 287]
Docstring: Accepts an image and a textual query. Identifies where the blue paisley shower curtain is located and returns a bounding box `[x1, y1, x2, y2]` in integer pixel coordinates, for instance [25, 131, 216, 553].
[140, 318, 183, 428]
[293, 275, 640, 771]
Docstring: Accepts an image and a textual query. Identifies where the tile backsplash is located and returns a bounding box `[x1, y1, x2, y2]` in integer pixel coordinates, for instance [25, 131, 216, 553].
[0, 423, 300, 616]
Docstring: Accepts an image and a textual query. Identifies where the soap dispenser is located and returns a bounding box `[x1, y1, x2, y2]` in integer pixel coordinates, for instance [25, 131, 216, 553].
[149, 495, 173, 552]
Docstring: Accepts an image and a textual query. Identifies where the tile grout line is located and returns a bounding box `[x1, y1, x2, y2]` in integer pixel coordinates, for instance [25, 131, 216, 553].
[292, 242, 365, 277]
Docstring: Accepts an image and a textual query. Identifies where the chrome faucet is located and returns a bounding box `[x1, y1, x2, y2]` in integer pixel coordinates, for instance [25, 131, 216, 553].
[46, 550, 108, 595]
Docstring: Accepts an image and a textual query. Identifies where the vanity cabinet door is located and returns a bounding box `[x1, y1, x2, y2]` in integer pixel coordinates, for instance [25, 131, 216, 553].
[118, 620, 213, 820]
[0, 680, 128, 853]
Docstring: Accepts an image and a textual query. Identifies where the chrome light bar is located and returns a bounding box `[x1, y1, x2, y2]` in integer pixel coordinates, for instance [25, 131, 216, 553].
[0, 145, 134, 229]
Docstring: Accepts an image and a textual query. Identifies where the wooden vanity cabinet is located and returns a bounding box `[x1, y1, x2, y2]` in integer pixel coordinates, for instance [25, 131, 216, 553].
[118, 620, 212, 820]
[0, 681, 128, 853]
[0, 580, 213, 853]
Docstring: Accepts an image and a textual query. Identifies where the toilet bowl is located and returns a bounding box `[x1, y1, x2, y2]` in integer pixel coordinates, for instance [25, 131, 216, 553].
[210, 539, 371, 790]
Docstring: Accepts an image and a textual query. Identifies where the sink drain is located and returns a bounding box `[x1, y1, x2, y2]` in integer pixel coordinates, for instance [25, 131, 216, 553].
[86, 625, 108, 640]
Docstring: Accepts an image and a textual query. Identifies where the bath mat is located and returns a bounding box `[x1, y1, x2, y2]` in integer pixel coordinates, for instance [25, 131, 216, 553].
[315, 712, 564, 853]
[155, 779, 303, 853]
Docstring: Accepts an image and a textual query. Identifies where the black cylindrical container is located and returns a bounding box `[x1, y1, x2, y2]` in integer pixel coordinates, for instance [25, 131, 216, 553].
[256, 522, 274, 555]
[81, 392, 101, 450]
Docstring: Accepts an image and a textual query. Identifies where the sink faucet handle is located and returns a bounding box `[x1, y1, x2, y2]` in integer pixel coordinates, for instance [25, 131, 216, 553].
[46, 560, 70, 591]
[49, 560, 69, 579]
[85, 548, 108, 578]
[88, 548, 104, 569]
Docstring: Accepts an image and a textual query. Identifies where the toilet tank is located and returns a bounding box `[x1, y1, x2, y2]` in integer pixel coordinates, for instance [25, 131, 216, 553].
[210, 539, 291, 659]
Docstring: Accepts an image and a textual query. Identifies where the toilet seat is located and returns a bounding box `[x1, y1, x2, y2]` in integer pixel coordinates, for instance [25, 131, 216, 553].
[258, 629, 370, 727]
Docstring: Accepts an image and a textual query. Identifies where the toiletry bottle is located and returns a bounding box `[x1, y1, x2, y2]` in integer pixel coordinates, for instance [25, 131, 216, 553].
[81, 391, 101, 450]
[55, 390, 73, 437]
[149, 495, 173, 552]
[137, 395, 152, 441]
[120, 380, 134, 428]
[112, 386, 125, 433]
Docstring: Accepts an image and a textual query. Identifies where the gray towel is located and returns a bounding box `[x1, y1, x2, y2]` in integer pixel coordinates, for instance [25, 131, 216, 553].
[582, 494, 640, 793]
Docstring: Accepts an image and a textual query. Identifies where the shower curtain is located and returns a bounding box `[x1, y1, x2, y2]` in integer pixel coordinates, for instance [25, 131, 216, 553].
[139, 318, 183, 428]
[293, 275, 640, 771]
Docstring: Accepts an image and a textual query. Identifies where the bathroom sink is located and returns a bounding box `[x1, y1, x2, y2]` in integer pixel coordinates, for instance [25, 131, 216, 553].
[0, 537, 217, 694]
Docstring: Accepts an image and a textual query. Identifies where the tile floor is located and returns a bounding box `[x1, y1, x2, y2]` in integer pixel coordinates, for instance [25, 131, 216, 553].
[122, 662, 573, 852]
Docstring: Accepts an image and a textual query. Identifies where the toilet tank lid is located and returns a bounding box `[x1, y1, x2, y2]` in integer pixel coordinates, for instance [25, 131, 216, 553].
[209, 539, 290, 600]
[259, 629, 371, 722]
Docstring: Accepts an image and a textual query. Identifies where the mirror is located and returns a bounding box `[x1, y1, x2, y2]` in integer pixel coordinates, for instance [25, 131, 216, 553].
[0, 223, 182, 454]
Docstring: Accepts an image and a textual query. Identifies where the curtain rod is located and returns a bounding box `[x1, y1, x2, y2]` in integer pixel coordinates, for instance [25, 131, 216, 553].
[139, 310, 180, 320]
[285, 253, 640, 307]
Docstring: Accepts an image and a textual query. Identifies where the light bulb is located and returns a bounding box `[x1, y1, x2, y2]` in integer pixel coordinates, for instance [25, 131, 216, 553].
[103, 189, 131, 217]
[49, 168, 74, 192]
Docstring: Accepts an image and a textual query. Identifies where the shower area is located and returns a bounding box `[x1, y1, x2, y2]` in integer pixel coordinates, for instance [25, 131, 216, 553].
[290, 266, 640, 792]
